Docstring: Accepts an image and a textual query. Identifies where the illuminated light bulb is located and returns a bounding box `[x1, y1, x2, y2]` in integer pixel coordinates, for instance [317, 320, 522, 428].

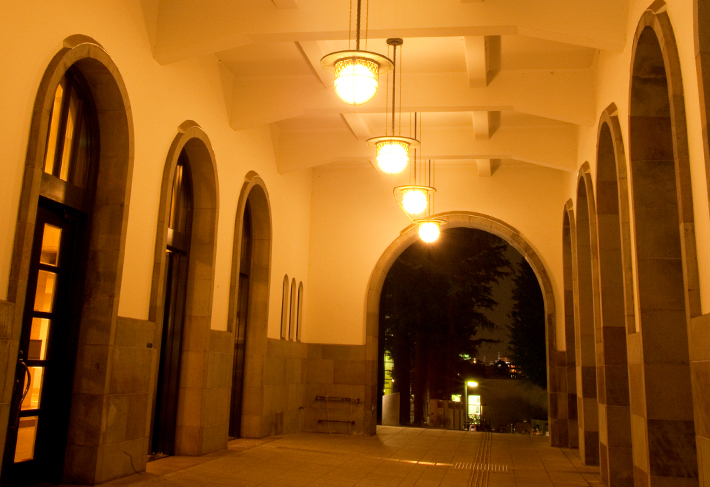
[376, 140, 409, 174]
[402, 189, 428, 215]
[419, 221, 440, 243]
[334, 59, 379, 105]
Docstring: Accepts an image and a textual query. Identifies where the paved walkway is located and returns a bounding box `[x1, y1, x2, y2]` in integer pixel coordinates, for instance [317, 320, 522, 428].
[94, 427, 601, 487]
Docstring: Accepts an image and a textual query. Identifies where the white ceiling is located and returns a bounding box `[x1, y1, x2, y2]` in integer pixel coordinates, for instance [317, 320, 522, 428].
[149, 0, 624, 173]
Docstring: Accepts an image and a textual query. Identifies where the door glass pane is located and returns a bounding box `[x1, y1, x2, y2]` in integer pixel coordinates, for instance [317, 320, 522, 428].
[14, 416, 39, 463]
[59, 92, 82, 182]
[43, 81, 65, 175]
[39, 224, 62, 266]
[28, 318, 51, 360]
[33, 270, 57, 312]
[21, 367, 44, 410]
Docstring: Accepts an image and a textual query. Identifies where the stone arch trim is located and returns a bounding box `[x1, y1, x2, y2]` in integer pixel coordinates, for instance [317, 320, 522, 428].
[228, 171, 272, 438]
[148, 121, 219, 455]
[695, 0, 710, 212]
[594, 105, 635, 487]
[597, 105, 637, 334]
[363, 211, 556, 435]
[3, 35, 135, 483]
[630, 1, 701, 319]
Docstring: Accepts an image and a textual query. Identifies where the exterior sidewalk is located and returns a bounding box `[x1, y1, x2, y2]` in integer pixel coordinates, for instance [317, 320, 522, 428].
[82, 427, 601, 487]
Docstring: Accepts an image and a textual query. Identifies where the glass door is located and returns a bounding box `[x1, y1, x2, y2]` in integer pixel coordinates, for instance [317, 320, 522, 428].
[2, 201, 83, 486]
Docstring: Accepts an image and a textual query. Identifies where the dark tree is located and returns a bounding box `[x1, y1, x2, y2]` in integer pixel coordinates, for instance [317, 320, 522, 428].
[507, 259, 547, 389]
[380, 228, 511, 425]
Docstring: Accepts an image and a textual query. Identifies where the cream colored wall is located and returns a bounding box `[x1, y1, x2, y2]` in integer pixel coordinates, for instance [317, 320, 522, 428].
[304, 162, 566, 345]
[569, 0, 710, 326]
[0, 0, 313, 335]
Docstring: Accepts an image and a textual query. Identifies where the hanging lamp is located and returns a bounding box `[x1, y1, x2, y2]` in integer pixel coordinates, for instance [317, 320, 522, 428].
[393, 115, 445, 243]
[320, 0, 394, 105]
[393, 113, 435, 216]
[367, 38, 419, 174]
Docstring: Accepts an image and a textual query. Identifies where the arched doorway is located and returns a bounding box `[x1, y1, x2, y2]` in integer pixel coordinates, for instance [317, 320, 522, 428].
[228, 172, 272, 439]
[364, 212, 556, 436]
[627, 5, 700, 484]
[1, 36, 133, 485]
[575, 172, 600, 466]
[148, 122, 218, 456]
[151, 152, 193, 456]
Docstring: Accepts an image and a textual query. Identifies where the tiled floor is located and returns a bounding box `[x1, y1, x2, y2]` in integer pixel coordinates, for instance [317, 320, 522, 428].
[93, 427, 601, 487]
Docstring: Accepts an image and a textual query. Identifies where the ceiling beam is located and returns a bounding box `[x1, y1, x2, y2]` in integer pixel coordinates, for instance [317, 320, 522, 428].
[341, 113, 372, 141]
[153, 0, 626, 64]
[477, 158, 500, 176]
[464, 36, 489, 88]
[228, 69, 595, 129]
[472, 111, 491, 140]
[275, 124, 577, 173]
[297, 40, 332, 88]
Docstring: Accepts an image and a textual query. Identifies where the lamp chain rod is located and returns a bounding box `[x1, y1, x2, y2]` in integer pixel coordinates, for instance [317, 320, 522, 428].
[398, 43, 402, 135]
[385, 45, 390, 136]
[365, 0, 369, 51]
[414, 112, 418, 184]
[355, 0, 362, 50]
[348, 0, 352, 49]
[391, 44, 397, 136]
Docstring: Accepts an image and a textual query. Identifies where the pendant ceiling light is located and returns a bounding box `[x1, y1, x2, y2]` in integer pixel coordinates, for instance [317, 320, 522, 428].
[393, 116, 445, 243]
[321, 0, 394, 105]
[367, 38, 419, 174]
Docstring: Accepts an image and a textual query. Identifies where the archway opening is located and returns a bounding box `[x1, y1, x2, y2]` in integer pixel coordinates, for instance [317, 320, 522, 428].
[377, 227, 547, 432]
[575, 180, 600, 465]
[627, 21, 698, 482]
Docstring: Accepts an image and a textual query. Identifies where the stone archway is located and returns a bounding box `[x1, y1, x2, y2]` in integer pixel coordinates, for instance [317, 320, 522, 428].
[363, 212, 556, 436]
[595, 106, 634, 487]
[227, 171, 272, 439]
[574, 168, 600, 466]
[563, 202, 579, 450]
[1, 35, 134, 484]
[627, 3, 701, 484]
[149, 121, 219, 456]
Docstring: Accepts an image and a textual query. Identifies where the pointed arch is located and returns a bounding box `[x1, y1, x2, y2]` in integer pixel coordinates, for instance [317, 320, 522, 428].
[595, 105, 634, 487]
[627, 3, 700, 483]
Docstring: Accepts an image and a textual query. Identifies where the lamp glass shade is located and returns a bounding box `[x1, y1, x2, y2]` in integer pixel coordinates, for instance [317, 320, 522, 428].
[419, 221, 440, 243]
[402, 189, 428, 215]
[376, 140, 409, 174]
[334, 58, 379, 105]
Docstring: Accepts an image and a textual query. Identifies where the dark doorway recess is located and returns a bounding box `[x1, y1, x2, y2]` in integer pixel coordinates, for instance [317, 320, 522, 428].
[151, 152, 193, 456]
[230, 201, 252, 438]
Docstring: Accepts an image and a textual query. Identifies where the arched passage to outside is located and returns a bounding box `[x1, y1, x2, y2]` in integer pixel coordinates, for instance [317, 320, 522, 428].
[148, 121, 219, 457]
[627, 3, 701, 484]
[363, 212, 557, 437]
[227, 171, 272, 439]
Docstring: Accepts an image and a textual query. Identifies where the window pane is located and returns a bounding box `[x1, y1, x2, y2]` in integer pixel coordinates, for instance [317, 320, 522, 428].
[71, 111, 89, 187]
[39, 224, 62, 266]
[43, 81, 65, 175]
[14, 416, 39, 463]
[21, 367, 44, 410]
[28, 318, 51, 360]
[59, 91, 82, 181]
[33, 270, 57, 313]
